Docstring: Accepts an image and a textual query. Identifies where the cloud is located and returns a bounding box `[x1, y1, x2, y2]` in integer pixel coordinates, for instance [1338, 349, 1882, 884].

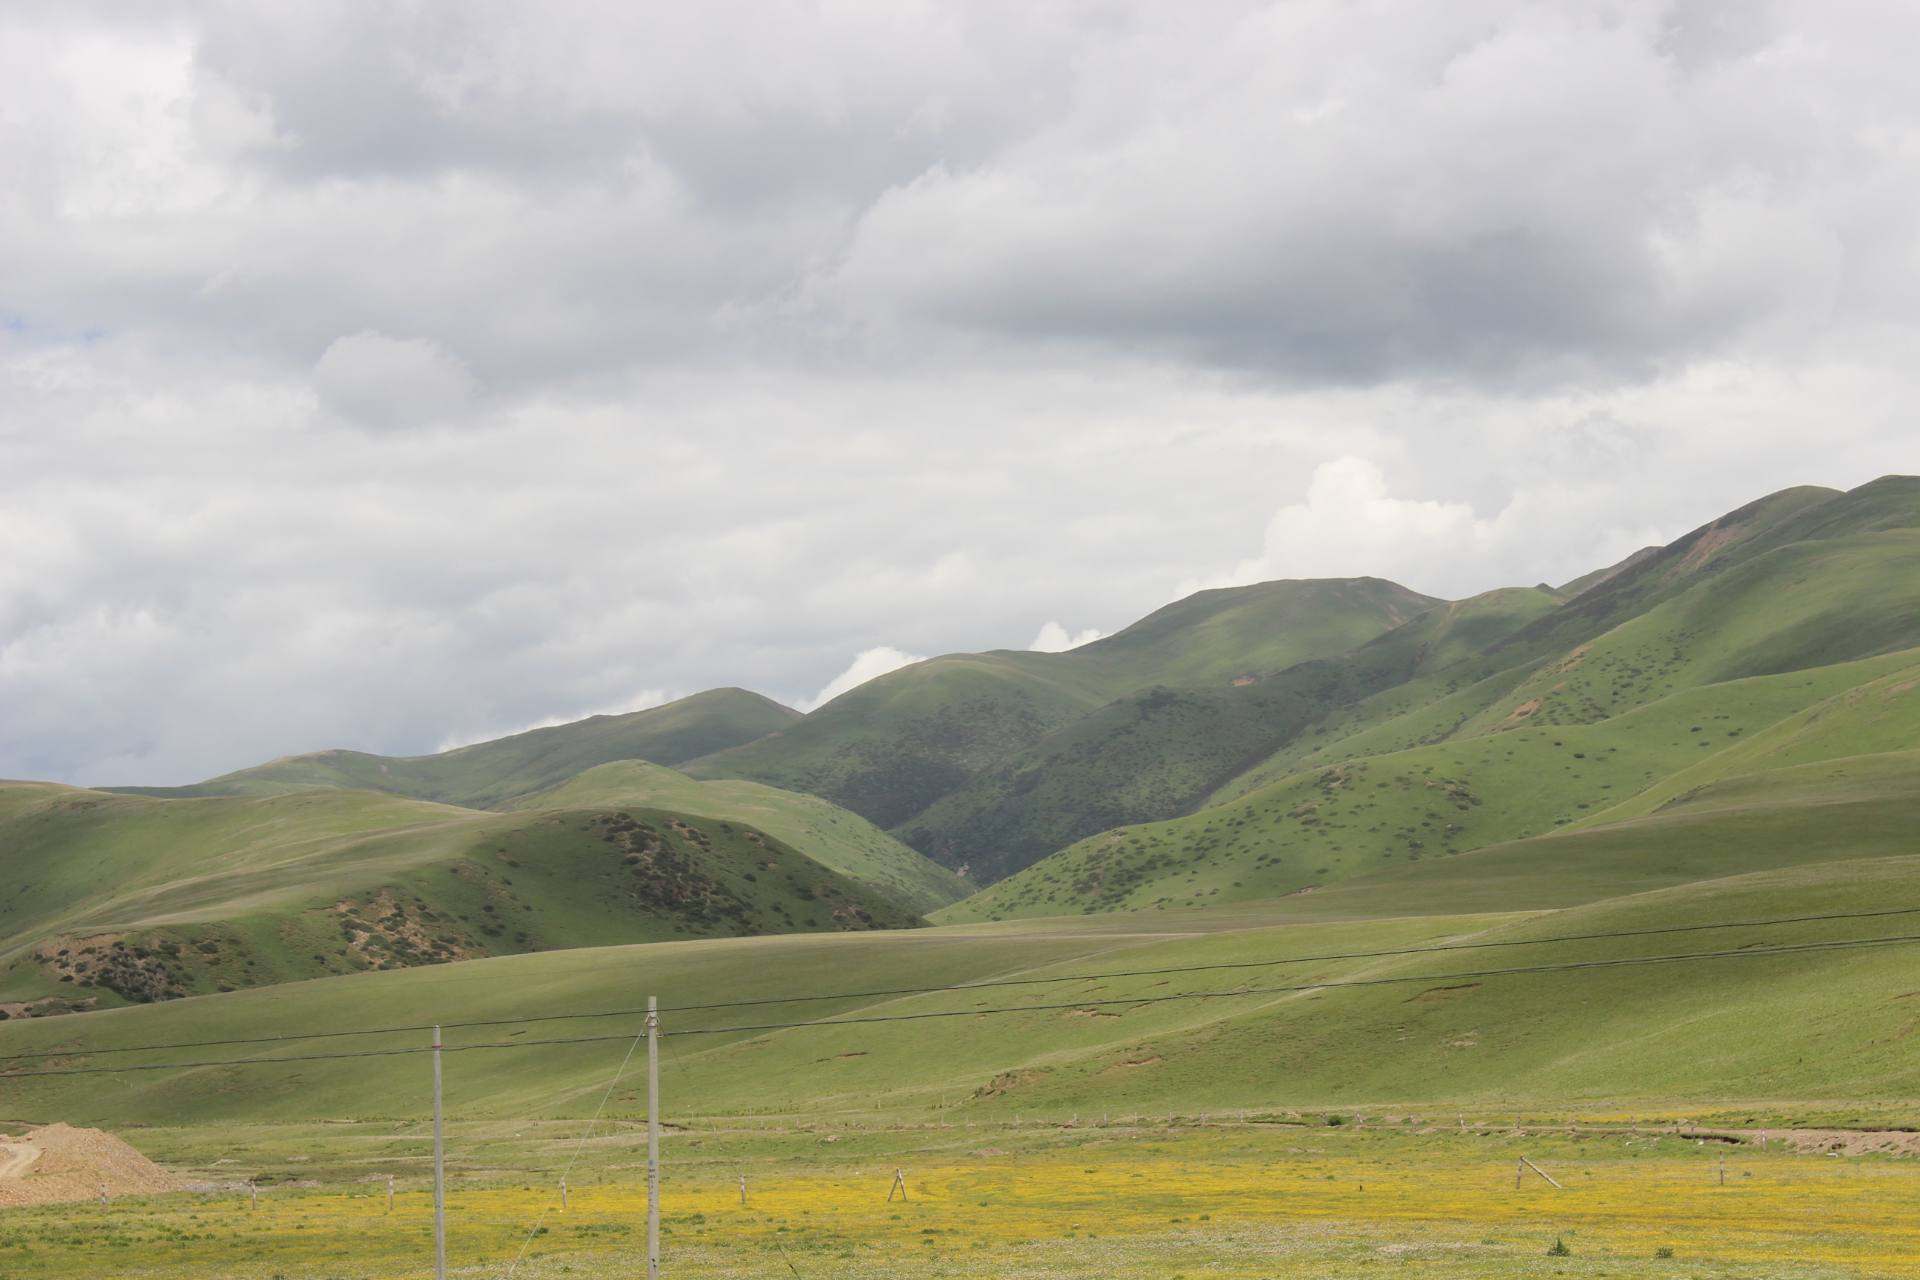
[1190, 454, 1679, 600]
[312, 331, 475, 429]
[1029, 622, 1104, 652]
[798, 646, 925, 713]
[823, 2, 1887, 386]
[0, 3, 1916, 785]
[1204, 457, 1492, 595]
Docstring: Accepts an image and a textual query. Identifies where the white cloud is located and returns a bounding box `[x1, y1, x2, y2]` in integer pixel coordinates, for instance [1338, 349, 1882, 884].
[1190, 454, 1679, 600]
[1029, 621, 1104, 652]
[1204, 457, 1492, 596]
[798, 646, 924, 713]
[312, 331, 475, 430]
[0, 3, 1916, 785]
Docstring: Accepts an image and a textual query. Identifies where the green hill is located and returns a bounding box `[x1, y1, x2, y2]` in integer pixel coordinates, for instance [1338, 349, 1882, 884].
[893, 587, 1563, 882]
[6, 842, 1920, 1128]
[940, 478, 1920, 920]
[113, 687, 798, 808]
[0, 782, 919, 1018]
[688, 578, 1437, 838]
[935, 652, 1919, 921]
[9, 473, 1920, 1139]
[514, 761, 967, 914]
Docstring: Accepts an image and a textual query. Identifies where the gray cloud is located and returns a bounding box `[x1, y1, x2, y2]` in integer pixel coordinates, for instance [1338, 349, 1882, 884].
[1, 1, 1917, 785]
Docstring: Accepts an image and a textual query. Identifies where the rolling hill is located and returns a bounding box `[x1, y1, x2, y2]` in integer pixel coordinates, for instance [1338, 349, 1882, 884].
[941, 477, 1920, 920]
[6, 843, 1919, 1127]
[686, 577, 1438, 847]
[111, 687, 798, 809]
[894, 585, 1564, 881]
[0, 781, 920, 1019]
[4, 475, 1920, 1144]
[513, 760, 967, 913]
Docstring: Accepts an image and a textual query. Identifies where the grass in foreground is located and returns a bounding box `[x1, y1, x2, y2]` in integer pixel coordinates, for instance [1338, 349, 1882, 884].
[4, 1122, 1918, 1278]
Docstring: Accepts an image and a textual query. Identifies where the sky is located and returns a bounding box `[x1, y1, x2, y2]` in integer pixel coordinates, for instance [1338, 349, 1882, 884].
[3, 0, 1916, 786]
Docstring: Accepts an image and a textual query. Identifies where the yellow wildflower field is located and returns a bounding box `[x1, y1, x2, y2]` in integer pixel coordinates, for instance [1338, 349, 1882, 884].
[2, 1125, 1917, 1278]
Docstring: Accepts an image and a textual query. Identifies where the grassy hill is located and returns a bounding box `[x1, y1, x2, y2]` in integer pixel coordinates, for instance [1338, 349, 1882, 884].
[893, 587, 1564, 881]
[7, 474, 1920, 1143]
[515, 761, 967, 913]
[689, 578, 1437, 843]
[6, 841, 1920, 1129]
[0, 782, 919, 1018]
[936, 651, 1920, 920]
[940, 478, 1920, 920]
[113, 688, 797, 808]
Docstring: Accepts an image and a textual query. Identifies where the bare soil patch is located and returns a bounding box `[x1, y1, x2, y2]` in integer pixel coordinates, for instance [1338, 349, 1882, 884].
[0, 1123, 188, 1206]
[1741, 1127, 1920, 1157]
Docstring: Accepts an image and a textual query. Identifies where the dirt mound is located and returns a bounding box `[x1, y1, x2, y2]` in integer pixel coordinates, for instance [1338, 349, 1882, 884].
[0, 1123, 188, 1206]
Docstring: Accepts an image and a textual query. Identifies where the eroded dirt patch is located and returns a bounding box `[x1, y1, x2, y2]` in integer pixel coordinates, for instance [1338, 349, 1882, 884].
[1740, 1127, 1920, 1157]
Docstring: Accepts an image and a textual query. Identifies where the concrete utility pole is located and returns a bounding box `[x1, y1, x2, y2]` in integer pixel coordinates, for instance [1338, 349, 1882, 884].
[433, 1025, 447, 1280]
[647, 996, 661, 1280]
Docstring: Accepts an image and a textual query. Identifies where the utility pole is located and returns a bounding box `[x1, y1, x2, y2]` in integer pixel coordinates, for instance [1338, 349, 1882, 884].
[648, 996, 660, 1280]
[433, 1025, 447, 1280]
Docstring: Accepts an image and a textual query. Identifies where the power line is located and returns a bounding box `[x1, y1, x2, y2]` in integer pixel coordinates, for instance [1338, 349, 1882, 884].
[4, 902, 1911, 1065]
[6, 930, 1917, 1080]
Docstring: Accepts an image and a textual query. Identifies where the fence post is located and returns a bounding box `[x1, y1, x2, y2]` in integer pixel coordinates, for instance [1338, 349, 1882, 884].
[647, 996, 660, 1280]
[433, 1025, 446, 1280]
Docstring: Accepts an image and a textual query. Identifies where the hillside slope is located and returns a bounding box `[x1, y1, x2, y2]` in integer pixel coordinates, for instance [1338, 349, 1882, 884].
[7, 846, 1920, 1126]
[943, 477, 1920, 921]
[689, 578, 1437, 837]
[114, 688, 797, 809]
[515, 761, 967, 913]
[0, 783, 917, 1017]
[896, 586, 1561, 881]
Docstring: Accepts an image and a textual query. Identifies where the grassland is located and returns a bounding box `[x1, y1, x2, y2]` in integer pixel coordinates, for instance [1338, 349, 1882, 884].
[9, 700, 1920, 1275]
[10, 849, 1920, 1128]
[7, 1122, 1920, 1278]
[0, 785, 922, 1015]
[6, 478, 1920, 1276]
